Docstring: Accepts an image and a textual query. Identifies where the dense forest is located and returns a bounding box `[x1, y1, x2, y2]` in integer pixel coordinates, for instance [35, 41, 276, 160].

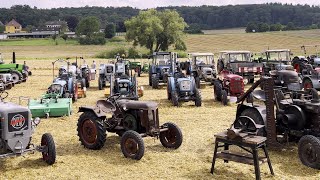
[0, 3, 320, 32]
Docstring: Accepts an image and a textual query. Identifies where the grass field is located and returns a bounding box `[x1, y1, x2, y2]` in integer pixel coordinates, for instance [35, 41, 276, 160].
[0, 30, 320, 179]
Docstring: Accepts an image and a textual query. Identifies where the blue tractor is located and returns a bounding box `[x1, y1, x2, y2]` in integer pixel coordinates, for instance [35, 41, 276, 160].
[149, 52, 177, 89]
[167, 58, 202, 107]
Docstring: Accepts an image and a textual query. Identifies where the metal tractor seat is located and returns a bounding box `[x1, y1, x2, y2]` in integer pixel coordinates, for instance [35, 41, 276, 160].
[117, 99, 158, 109]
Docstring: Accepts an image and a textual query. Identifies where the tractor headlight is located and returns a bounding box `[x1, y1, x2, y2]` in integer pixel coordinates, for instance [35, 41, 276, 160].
[119, 83, 123, 87]
[225, 81, 230, 86]
[33, 117, 41, 126]
[180, 80, 191, 91]
[124, 83, 128, 87]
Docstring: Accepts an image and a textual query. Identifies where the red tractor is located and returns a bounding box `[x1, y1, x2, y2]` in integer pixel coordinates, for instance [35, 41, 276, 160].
[213, 70, 244, 105]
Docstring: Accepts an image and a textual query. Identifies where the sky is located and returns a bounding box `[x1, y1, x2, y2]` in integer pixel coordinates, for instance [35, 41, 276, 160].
[1, 0, 319, 9]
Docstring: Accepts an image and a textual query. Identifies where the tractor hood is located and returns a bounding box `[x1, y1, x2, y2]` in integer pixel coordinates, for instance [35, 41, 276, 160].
[53, 79, 67, 86]
[177, 77, 193, 92]
[313, 58, 320, 66]
[224, 74, 243, 80]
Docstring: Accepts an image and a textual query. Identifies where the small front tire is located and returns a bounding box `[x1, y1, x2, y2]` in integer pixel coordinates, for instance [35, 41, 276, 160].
[160, 122, 183, 149]
[121, 130, 145, 160]
[41, 133, 56, 165]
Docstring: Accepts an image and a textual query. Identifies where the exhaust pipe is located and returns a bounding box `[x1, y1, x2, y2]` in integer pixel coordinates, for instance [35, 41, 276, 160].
[12, 52, 16, 63]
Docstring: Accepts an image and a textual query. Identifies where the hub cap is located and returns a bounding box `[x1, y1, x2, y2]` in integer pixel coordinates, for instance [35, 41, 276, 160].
[124, 138, 138, 156]
[81, 120, 97, 144]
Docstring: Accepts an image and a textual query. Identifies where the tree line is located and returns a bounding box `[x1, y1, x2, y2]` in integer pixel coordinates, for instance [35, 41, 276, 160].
[0, 3, 320, 32]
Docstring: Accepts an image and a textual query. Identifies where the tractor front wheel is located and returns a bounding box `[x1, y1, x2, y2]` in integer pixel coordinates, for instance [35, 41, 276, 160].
[195, 88, 202, 107]
[221, 89, 228, 106]
[11, 70, 22, 84]
[172, 91, 179, 106]
[77, 111, 106, 150]
[152, 76, 159, 89]
[121, 130, 145, 160]
[160, 122, 183, 149]
[195, 76, 200, 89]
[41, 133, 56, 165]
[98, 77, 103, 90]
[298, 135, 320, 169]
[167, 81, 172, 100]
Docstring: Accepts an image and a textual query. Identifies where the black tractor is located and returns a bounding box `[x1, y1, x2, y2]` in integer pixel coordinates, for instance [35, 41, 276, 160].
[77, 94, 183, 160]
[233, 77, 320, 169]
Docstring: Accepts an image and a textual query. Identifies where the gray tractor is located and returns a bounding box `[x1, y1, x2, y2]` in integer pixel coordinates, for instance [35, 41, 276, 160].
[187, 53, 216, 88]
[167, 58, 201, 107]
[149, 52, 177, 89]
[0, 91, 56, 165]
[260, 49, 293, 75]
[98, 63, 115, 90]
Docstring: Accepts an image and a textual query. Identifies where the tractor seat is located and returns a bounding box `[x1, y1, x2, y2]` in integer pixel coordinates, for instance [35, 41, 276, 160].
[117, 99, 158, 109]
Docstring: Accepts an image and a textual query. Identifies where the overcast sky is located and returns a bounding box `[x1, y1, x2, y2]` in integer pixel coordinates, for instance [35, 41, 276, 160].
[1, 0, 319, 9]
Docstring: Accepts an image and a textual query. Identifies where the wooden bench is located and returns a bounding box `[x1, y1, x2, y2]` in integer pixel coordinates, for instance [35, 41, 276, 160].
[210, 131, 274, 180]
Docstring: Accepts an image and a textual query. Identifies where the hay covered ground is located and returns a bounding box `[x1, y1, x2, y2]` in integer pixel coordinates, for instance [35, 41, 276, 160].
[1, 29, 320, 179]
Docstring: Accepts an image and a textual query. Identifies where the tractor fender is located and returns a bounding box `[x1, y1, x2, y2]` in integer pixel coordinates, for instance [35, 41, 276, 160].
[168, 77, 176, 92]
[68, 77, 74, 93]
[236, 104, 267, 125]
[78, 106, 105, 118]
[150, 65, 157, 74]
[303, 76, 320, 90]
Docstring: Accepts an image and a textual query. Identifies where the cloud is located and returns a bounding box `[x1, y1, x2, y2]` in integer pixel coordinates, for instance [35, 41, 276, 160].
[1, 0, 319, 9]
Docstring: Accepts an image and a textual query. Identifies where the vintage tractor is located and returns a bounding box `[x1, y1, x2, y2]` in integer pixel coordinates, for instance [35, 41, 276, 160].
[77, 94, 183, 160]
[233, 77, 320, 169]
[129, 60, 142, 77]
[149, 52, 177, 89]
[105, 73, 144, 100]
[74, 57, 96, 88]
[167, 58, 201, 107]
[299, 64, 320, 90]
[0, 52, 30, 83]
[260, 49, 293, 75]
[213, 70, 244, 105]
[0, 73, 14, 90]
[217, 51, 262, 83]
[29, 80, 73, 118]
[293, 45, 320, 70]
[98, 63, 115, 90]
[0, 91, 56, 165]
[187, 53, 216, 88]
[55, 59, 86, 100]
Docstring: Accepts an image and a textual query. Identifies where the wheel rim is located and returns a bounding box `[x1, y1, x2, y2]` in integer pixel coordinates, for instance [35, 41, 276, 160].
[302, 143, 317, 164]
[124, 138, 138, 156]
[11, 73, 19, 83]
[162, 127, 177, 145]
[304, 81, 313, 89]
[81, 119, 97, 145]
[41, 137, 49, 160]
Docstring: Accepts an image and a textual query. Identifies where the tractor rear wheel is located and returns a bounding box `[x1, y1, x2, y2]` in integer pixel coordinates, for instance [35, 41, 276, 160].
[298, 135, 320, 169]
[303, 79, 313, 90]
[152, 76, 159, 89]
[98, 77, 103, 90]
[121, 130, 145, 160]
[77, 111, 106, 150]
[11, 70, 22, 84]
[221, 90, 228, 106]
[213, 81, 222, 101]
[160, 122, 183, 149]
[41, 133, 56, 165]
[172, 91, 179, 106]
[194, 88, 202, 107]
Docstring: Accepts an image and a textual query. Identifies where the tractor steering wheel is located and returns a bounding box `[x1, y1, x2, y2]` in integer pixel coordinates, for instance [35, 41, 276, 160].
[107, 93, 121, 101]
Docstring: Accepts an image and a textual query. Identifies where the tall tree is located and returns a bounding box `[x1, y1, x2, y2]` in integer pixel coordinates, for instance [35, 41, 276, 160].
[125, 9, 187, 53]
[65, 15, 79, 32]
[104, 23, 116, 39]
[76, 16, 100, 37]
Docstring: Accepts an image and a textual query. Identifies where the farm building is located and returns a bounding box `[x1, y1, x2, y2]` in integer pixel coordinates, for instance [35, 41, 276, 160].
[4, 19, 24, 34]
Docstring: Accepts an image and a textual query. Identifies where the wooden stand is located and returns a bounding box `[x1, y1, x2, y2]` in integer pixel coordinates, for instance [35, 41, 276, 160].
[210, 131, 274, 180]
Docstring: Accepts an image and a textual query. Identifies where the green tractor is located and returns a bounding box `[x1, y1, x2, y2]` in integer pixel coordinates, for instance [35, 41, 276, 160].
[129, 60, 142, 77]
[0, 52, 31, 84]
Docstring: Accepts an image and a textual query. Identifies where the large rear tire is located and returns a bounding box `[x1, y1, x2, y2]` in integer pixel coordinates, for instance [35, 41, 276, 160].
[152, 76, 159, 89]
[160, 122, 183, 149]
[221, 89, 228, 106]
[41, 133, 56, 165]
[298, 135, 320, 169]
[121, 130, 145, 160]
[77, 111, 106, 150]
[172, 91, 179, 106]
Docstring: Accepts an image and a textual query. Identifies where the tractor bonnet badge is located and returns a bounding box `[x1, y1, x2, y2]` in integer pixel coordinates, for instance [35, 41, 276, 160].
[10, 114, 26, 129]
